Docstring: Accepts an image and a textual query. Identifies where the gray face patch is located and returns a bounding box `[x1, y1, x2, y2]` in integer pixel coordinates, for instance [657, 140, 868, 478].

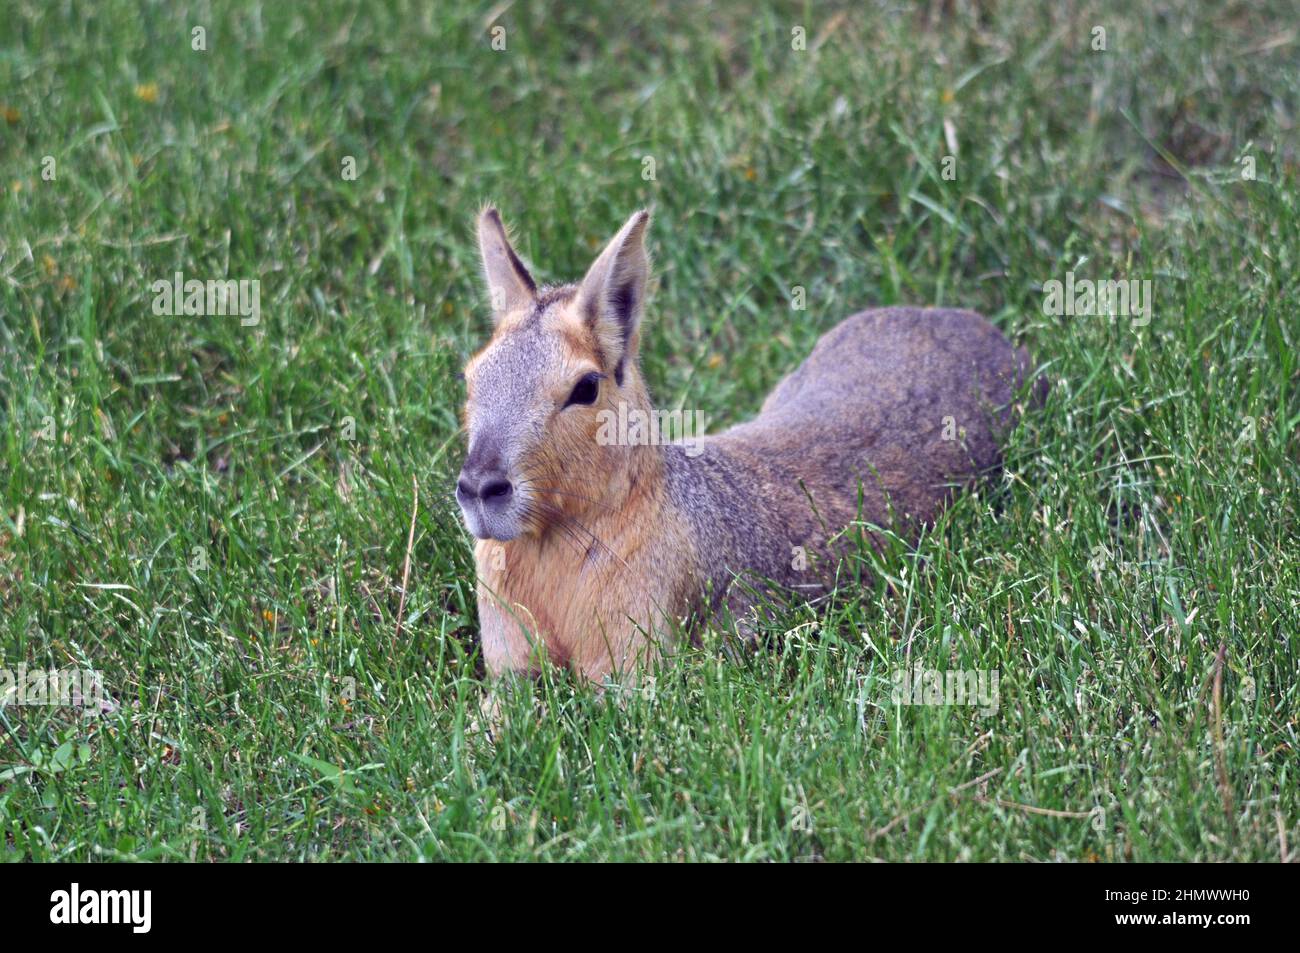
[459, 301, 570, 540]
[465, 323, 550, 465]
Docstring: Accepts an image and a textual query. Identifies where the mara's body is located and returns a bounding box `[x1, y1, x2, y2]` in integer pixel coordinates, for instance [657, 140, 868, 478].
[458, 208, 1036, 686]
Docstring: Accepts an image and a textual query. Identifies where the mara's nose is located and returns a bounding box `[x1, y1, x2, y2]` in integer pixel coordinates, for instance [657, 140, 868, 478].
[456, 467, 513, 506]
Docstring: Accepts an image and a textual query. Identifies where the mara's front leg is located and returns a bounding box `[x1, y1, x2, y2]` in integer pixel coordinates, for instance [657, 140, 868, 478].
[569, 611, 670, 689]
[474, 586, 567, 736]
[476, 583, 550, 677]
[474, 594, 666, 731]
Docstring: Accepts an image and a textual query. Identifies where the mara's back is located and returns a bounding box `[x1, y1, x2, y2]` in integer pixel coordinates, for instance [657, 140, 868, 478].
[665, 308, 1035, 601]
[723, 307, 1031, 518]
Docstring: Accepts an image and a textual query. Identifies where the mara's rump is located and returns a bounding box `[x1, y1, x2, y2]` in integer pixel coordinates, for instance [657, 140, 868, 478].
[695, 307, 1036, 530]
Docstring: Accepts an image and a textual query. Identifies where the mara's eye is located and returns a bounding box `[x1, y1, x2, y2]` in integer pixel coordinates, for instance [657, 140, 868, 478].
[564, 372, 602, 408]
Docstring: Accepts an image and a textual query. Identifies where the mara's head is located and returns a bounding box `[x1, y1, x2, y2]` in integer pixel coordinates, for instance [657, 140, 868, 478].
[456, 206, 652, 542]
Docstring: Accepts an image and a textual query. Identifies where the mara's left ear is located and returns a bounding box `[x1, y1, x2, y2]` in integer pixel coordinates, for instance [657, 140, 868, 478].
[574, 209, 650, 374]
[477, 205, 536, 323]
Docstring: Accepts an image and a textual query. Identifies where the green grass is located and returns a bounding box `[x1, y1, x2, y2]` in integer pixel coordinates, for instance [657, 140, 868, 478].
[1, 0, 1297, 861]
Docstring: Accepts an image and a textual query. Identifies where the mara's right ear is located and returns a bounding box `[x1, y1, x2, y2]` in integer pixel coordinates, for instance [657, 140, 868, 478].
[477, 206, 536, 323]
[574, 209, 650, 375]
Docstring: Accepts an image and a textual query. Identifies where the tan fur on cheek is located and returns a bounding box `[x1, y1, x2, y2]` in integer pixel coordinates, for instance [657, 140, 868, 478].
[516, 405, 610, 524]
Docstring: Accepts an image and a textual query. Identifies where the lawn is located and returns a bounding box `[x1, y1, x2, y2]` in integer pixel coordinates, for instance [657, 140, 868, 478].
[1, 0, 1297, 861]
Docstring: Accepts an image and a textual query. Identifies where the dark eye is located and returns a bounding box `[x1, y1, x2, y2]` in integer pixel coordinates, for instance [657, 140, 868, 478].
[564, 373, 601, 407]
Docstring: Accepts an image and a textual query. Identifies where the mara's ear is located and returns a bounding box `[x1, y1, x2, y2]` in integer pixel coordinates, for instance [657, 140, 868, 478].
[574, 209, 650, 372]
[477, 205, 536, 322]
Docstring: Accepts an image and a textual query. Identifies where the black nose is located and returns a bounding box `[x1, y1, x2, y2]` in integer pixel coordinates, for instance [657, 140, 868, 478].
[456, 471, 513, 506]
[458, 439, 513, 507]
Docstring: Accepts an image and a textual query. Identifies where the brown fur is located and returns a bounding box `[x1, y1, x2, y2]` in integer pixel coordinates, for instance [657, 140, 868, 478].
[458, 208, 1038, 687]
